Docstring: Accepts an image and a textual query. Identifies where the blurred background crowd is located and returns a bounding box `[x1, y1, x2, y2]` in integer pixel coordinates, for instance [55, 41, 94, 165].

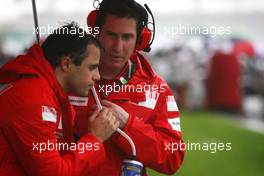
[1, 0, 264, 120]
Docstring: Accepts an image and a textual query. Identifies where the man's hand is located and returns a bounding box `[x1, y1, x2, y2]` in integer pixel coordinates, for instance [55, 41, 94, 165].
[88, 107, 119, 142]
[101, 100, 129, 128]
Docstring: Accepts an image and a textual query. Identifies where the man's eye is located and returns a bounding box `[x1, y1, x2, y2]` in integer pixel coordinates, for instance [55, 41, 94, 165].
[107, 32, 117, 39]
[89, 65, 98, 71]
[123, 35, 132, 41]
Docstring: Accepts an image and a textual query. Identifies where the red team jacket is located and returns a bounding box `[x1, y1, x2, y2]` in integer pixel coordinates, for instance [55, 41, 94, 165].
[71, 52, 185, 175]
[0, 45, 105, 176]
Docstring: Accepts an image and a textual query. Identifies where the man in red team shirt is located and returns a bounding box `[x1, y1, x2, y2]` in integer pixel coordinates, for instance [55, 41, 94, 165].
[0, 22, 119, 175]
[71, 0, 185, 175]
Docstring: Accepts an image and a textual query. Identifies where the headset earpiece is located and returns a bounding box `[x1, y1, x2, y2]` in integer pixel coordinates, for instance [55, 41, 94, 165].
[136, 27, 152, 51]
[87, 10, 97, 29]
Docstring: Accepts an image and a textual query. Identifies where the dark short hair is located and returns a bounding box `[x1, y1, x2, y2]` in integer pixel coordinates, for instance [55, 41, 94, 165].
[95, 0, 148, 42]
[42, 22, 102, 67]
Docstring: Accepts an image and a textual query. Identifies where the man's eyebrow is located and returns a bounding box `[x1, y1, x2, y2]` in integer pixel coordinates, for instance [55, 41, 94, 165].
[122, 33, 134, 37]
[89, 64, 99, 69]
[106, 30, 134, 37]
[106, 31, 117, 35]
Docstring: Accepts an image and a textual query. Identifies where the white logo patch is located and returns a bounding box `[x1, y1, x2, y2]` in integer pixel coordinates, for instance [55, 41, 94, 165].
[168, 118, 181, 132]
[42, 106, 57, 123]
[68, 96, 88, 106]
[138, 91, 159, 110]
[167, 96, 179, 112]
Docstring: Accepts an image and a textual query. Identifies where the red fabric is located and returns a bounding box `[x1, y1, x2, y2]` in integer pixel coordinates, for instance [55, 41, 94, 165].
[233, 40, 255, 58]
[71, 52, 185, 175]
[0, 44, 105, 176]
[206, 52, 242, 110]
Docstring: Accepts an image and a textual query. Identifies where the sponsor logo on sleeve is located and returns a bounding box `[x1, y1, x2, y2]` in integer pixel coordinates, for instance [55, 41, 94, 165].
[138, 91, 159, 110]
[41, 105, 57, 123]
[168, 117, 181, 132]
[167, 96, 179, 112]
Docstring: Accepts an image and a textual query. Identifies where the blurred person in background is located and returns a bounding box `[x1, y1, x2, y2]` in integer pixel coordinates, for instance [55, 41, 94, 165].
[206, 40, 242, 112]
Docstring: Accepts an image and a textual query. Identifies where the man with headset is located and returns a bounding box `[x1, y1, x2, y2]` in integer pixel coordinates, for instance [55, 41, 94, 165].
[71, 0, 185, 175]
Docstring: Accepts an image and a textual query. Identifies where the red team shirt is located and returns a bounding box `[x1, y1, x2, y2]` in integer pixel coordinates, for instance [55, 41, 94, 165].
[0, 45, 105, 176]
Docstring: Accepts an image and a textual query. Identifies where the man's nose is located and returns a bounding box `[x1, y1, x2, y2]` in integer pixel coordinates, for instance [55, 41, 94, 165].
[92, 69, 100, 81]
[113, 37, 123, 52]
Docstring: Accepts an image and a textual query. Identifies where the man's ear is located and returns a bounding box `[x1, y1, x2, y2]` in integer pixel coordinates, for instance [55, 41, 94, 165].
[60, 56, 73, 72]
